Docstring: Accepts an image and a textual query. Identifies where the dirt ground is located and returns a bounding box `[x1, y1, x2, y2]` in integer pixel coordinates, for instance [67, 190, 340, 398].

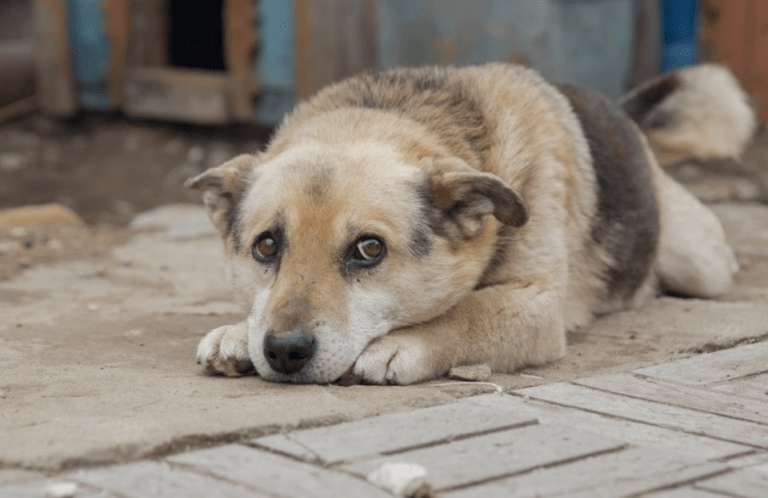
[0, 113, 272, 224]
[0, 113, 271, 280]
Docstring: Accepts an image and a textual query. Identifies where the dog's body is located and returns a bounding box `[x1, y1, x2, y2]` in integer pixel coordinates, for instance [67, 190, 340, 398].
[189, 63, 753, 385]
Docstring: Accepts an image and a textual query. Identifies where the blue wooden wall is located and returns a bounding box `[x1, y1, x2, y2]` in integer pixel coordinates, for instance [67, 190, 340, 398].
[378, 0, 635, 99]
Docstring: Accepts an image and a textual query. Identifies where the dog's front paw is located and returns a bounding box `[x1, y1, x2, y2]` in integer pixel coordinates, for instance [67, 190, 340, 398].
[196, 322, 255, 377]
[353, 334, 435, 385]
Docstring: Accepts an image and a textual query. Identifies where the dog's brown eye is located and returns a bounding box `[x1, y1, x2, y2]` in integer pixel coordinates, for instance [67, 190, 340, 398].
[356, 239, 382, 260]
[349, 237, 385, 268]
[253, 232, 280, 262]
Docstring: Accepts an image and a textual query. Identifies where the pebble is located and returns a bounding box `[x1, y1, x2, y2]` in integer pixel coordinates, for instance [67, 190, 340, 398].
[448, 364, 492, 382]
[0, 240, 21, 254]
[0, 152, 28, 172]
[45, 481, 78, 498]
[367, 462, 434, 497]
[187, 145, 205, 163]
[47, 239, 64, 250]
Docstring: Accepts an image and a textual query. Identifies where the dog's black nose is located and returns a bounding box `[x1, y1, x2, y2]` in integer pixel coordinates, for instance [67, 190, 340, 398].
[263, 327, 316, 375]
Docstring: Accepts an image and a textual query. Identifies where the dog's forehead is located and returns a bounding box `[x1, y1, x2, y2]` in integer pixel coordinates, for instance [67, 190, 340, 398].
[241, 143, 425, 237]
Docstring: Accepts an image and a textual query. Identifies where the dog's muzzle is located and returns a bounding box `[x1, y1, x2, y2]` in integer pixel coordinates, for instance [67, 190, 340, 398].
[263, 327, 317, 375]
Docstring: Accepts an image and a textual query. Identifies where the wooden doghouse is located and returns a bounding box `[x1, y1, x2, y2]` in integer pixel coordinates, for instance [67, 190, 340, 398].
[38, 0, 743, 126]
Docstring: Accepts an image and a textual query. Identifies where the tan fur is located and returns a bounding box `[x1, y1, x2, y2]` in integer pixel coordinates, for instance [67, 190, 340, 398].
[189, 63, 745, 385]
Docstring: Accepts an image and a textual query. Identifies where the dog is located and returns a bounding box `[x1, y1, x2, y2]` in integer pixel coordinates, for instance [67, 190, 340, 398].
[187, 63, 754, 385]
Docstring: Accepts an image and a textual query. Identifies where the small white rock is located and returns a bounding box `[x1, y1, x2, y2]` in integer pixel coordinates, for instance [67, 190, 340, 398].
[46, 481, 78, 498]
[367, 462, 429, 497]
[0, 152, 28, 172]
[9, 227, 29, 238]
[449, 363, 492, 382]
[0, 240, 21, 254]
[187, 145, 205, 163]
[47, 238, 64, 251]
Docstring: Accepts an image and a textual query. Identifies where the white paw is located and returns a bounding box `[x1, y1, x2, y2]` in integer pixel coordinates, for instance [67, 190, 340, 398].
[353, 335, 431, 385]
[196, 322, 255, 377]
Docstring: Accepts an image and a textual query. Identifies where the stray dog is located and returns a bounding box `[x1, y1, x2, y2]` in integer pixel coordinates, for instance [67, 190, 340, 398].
[188, 63, 754, 385]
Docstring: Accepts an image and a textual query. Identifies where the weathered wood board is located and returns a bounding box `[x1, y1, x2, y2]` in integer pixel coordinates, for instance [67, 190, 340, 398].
[122, 68, 230, 124]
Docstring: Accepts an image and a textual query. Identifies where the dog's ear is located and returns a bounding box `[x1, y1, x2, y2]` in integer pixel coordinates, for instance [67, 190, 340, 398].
[185, 154, 256, 236]
[429, 166, 528, 238]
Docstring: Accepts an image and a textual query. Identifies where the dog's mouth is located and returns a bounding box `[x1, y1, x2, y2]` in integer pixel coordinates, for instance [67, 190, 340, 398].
[257, 358, 360, 385]
[335, 366, 364, 386]
[255, 357, 366, 385]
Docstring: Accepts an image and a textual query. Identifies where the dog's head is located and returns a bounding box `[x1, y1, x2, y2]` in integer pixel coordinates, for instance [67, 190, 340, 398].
[187, 142, 527, 383]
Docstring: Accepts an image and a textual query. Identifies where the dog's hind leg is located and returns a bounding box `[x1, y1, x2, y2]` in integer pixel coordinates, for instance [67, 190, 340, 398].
[651, 159, 738, 298]
[620, 66, 747, 298]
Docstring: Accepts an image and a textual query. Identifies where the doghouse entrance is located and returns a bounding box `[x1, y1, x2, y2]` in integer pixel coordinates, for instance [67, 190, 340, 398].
[100, 0, 256, 124]
[168, 0, 226, 71]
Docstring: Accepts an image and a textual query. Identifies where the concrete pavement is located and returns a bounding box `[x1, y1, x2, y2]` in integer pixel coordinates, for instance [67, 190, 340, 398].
[1, 201, 767, 496]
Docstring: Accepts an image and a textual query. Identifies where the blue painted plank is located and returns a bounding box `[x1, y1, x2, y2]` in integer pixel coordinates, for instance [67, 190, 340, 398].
[662, 0, 698, 71]
[254, 0, 295, 124]
[67, 0, 112, 109]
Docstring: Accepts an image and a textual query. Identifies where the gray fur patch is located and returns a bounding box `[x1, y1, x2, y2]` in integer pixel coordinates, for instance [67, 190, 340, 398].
[620, 73, 681, 129]
[322, 67, 492, 166]
[556, 83, 660, 299]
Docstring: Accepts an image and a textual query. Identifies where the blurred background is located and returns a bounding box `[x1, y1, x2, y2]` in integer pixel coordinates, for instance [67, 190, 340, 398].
[0, 0, 766, 240]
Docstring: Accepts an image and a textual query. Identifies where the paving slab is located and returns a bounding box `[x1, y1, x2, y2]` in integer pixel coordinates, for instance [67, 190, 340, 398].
[342, 423, 626, 491]
[574, 373, 768, 424]
[711, 374, 768, 402]
[725, 453, 768, 470]
[253, 394, 538, 464]
[0, 480, 117, 498]
[696, 467, 768, 498]
[168, 444, 391, 498]
[516, 383, 768, 448]
[444, 447, 728, 498]
[634, 342, 768, 385]
[490, 396, 750, 460]
[73, 461, 265, 498]
[646, 488, 731, 498]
